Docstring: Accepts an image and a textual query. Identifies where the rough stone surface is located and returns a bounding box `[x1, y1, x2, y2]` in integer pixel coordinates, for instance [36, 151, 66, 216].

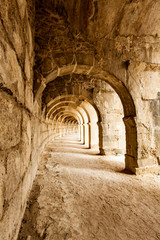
[0, 1, 40, 239]
[0, 91, 21, 150]
[34, 0, 160, 170]
[0, 0, 160, 239]
[42, 75, 125, 155]
[18, 137, 160, 240]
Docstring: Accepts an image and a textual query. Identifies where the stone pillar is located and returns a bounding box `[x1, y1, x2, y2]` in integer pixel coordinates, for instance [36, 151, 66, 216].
[82, 124, 85, 144]
[101, 113, 125, 156]
[84, 123, 89, 147]
[88, 122, 91, 149]
[79, 124, 81, 141]
[123, 116, 138, 172]
[80, 124, 84, 143]
[97, 121, 105, 155]
[88, 122, 99, 150]
[123, 114, 160, 174]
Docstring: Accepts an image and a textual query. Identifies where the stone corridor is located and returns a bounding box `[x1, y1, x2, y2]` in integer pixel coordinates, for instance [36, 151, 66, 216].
[1, 0, 160, 239]
[18, 135, 160, 240]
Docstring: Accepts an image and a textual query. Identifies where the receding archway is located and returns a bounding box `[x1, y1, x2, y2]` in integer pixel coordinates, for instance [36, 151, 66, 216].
[35, 64, 137, 173]
[46, 95, 101, 150]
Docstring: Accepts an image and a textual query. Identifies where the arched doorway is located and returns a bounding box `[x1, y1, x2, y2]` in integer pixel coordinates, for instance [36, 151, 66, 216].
[45, 95, 102, 151]
[35, 64, 137, 173]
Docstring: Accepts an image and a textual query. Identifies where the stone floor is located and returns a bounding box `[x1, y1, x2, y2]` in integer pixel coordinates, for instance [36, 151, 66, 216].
[18, 136, 160, 240]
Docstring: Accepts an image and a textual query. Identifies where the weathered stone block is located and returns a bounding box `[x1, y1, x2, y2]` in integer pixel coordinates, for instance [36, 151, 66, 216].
[21, 111, 32, 176]
[0, 151, 5, 220]
[0, 39, 24, 103]
[135, 166, 160, 175]
[0, 181, 23, 240]
[0, 91, 21, 150]
[17, 0, 27, 20]
[5, 149, 21, 201]
[25, 50, 32, 82]
[138, 157, 158, 168]
[25, 82, 33, 111]
[76, 52, 94, 66]
[0, 0, 24, 58]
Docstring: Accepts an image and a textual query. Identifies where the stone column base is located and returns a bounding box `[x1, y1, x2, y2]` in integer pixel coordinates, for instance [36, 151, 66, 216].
[99, 148, 124, 156]
[134, 165, 160, 175]
[99, 148, 106, 155]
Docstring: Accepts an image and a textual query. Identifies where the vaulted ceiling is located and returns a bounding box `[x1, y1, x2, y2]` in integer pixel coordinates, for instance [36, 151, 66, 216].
[34, 0, 160, 83]
[34, 0, 160, 122]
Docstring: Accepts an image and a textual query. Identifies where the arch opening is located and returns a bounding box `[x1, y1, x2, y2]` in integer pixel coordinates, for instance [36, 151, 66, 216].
[45, 95, 101, 151]
[38, 64, 137, 173]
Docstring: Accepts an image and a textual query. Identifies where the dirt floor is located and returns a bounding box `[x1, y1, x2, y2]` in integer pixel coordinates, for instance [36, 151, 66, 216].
[18, 136, 160, 240]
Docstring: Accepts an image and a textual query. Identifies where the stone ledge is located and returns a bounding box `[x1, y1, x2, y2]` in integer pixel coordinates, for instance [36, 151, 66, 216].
[135, 165, 160, 175]
[100, 148, 124, 156]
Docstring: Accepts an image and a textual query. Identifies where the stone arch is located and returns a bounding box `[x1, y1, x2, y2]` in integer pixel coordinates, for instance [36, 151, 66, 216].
[80, 100, 99, 149]
[56, 111, 82, 126]
[45, 95, 102, 122]
[61, 115, 78, 125]
[53, 108, 84, 142]
[60, 113, 81, 124]
[61, 115, 79, 135]
[55, 112, 79, 137]
[44, 94, 104, 151]
[47, 97, 100, 148]
[48, 101, 88, 122]
[35, 64, 137, 173]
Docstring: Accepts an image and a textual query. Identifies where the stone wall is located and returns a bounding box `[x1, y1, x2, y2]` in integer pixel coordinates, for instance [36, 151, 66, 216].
[0, 1, 56, 239]
[42, 75, 126, 155]
[93, 82, 125, 155]
[33, 0, 160, 173]
[0, 1, 160, 238]
[86, 0, 160, 171]
[0, 1, 33, 239]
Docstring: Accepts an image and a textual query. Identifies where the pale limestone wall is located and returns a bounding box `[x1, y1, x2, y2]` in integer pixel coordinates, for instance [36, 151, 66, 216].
[0, 2, 160, 239]
[34, 0, 160, 172]
[99, 32, 160, 170]
[126, 62, 160, 169]
[62, 0, 160, 172]
[0, 1, 34, 239]
[75, 0, 160, 171]
[99, 2, 159, 165]
[0, 1, 55, 239]
[93, 83, 125, 155]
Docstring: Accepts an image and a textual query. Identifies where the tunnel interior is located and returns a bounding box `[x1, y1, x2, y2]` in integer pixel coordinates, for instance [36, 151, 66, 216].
[0, 0, 160, 239]
[41, 74, 126, 157]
